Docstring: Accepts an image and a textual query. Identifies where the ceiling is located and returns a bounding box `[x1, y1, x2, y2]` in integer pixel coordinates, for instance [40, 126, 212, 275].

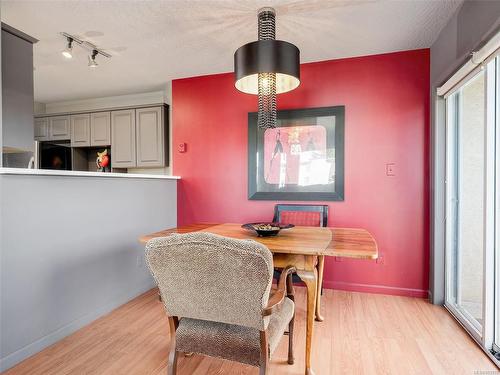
[1, 0, 463, 103]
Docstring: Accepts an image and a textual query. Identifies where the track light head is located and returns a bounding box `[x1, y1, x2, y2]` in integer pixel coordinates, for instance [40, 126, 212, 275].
[62, 37, 73, 59]
[88, 49, 98, 68]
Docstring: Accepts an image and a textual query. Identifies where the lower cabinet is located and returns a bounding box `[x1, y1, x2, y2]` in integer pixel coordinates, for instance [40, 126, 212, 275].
[111, 109, 137, 168]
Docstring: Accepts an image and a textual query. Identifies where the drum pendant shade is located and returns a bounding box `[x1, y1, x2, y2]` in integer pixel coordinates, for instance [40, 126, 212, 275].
[234, 40, 300, 95]
[234, 7, 300, 129]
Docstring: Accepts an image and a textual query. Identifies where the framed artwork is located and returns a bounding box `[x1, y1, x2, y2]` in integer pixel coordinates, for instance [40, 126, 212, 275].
[248, 106, 345, 201]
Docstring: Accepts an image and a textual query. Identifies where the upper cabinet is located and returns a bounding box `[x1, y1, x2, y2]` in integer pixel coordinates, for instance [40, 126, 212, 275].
[49, 116, 70, 140]
[70, 114, 91, 147]
[34, 115, 71, 141]
[136, 107, 166, 167]
[70, 112, 111, 147]
[34, 118, 49, 141]
[90, 112, 111, 146]
[35, 104, 169, 169]
[111, 109, 136, 168]
[111, 105, 168, 168]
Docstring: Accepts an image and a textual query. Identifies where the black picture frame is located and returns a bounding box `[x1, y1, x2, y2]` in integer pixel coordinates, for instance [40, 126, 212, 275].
[248, 106, 345, 201]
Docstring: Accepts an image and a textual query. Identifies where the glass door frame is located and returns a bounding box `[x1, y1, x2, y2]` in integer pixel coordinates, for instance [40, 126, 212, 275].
[444, 57, 498, 359]
[482, 54, 497, 358]
[494, 56, 500, 357]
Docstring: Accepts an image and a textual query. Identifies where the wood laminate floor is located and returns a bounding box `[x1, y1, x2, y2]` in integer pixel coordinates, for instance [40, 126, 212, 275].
[3, 288, 497, 375]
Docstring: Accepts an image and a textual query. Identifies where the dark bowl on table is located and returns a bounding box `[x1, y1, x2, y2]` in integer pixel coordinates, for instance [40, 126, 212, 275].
[241, 222, 294, 237]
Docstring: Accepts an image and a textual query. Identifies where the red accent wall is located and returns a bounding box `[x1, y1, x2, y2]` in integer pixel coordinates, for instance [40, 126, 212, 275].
[172, 49, 430, 297]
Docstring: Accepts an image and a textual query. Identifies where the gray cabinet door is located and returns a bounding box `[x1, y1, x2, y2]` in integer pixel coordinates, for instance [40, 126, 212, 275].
[70, 114, 91, 147]
[91, 112, 111, 146]
[111, 109, 136, 168]
[136, 107, 165, 167]
[34, 118, 49, 141]
[49, 116, 70, 140]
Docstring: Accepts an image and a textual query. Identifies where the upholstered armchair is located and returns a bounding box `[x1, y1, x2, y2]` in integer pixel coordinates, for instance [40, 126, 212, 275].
[145, 232, 296, 375]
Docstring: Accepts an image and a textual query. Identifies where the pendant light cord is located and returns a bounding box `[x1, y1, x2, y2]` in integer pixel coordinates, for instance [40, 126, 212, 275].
[257, 8, 277, 129]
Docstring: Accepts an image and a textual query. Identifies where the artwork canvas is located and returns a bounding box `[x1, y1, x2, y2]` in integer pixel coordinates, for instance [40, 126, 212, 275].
[248, 106, 344, 201]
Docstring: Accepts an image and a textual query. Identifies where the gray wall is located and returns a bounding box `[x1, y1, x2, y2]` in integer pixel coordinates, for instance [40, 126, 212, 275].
[0, 174, 177, 371]
[429, 0, 500, 304]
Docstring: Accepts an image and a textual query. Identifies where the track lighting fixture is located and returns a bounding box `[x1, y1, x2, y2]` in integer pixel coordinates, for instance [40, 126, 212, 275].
[60, 32, 111, 68]
[88, 50, 99, 68]
[61, 37, 73, 59]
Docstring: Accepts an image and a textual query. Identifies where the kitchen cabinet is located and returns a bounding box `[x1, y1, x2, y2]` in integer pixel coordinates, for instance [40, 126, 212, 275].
[90, 111, 111, 146]
[136, 106, 166, 167]
[34, 118, 49, 141]
[70, 114, 91, 147]
[111, 109, 136, 168]
[70, 112, 110, 147]
[35, 104, 168, 170]
[49, 116, 70, 140]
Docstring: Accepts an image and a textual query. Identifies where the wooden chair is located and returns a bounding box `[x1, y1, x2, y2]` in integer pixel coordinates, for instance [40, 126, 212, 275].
[273, 204, 328, 321]
[273, 204, 328, 227]
[145, 232, 296, 375]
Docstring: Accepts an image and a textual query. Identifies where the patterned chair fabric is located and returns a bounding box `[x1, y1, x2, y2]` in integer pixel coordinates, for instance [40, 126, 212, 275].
[279, 211, 322, 227]
[146, 232, 274, 330]
[273, 204, 328, 227]
[176, 298, 294, 366]
[145, 232, 295, 368]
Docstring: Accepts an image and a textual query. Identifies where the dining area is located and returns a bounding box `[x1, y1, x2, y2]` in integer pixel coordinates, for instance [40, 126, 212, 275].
[2, 1, 500, 374]
[139, 205, 378, 375]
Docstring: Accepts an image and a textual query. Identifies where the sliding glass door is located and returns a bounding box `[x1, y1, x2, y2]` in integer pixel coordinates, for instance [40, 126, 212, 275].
[446, 69, 486, 338]
[445, 56, 499, 361]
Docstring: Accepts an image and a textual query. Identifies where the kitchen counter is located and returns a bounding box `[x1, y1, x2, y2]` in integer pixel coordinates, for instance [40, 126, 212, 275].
[0, 167, 180, 180]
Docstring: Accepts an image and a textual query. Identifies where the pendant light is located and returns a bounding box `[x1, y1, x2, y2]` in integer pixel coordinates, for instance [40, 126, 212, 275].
[234, 7, 300, 129]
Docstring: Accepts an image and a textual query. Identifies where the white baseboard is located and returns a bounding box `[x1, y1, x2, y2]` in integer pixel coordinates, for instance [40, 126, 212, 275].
[0, 280, 155, 372]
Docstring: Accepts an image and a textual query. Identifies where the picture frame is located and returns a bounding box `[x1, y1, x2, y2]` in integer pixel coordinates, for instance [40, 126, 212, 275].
[248, 106, 345, 201]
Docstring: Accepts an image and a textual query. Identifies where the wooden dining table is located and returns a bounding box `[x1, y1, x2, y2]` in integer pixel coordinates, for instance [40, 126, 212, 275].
[139, 223, 378, 375]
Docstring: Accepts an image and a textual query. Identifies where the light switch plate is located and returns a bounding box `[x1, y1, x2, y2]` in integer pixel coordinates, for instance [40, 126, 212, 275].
[386, 163, 395, 176]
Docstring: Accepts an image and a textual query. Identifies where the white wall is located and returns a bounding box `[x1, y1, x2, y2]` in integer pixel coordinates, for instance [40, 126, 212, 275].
[0, 173, 177, 371]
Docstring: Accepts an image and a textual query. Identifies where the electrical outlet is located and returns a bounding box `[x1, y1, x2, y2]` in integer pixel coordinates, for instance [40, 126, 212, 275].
[136, 255, 144, 268]
[376, 254, 385, 265]
[386, 163, 396, 176]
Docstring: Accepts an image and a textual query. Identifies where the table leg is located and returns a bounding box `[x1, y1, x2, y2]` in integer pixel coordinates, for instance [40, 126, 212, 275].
[297, 268, 317, 375]
[315, 255, 325, 322]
